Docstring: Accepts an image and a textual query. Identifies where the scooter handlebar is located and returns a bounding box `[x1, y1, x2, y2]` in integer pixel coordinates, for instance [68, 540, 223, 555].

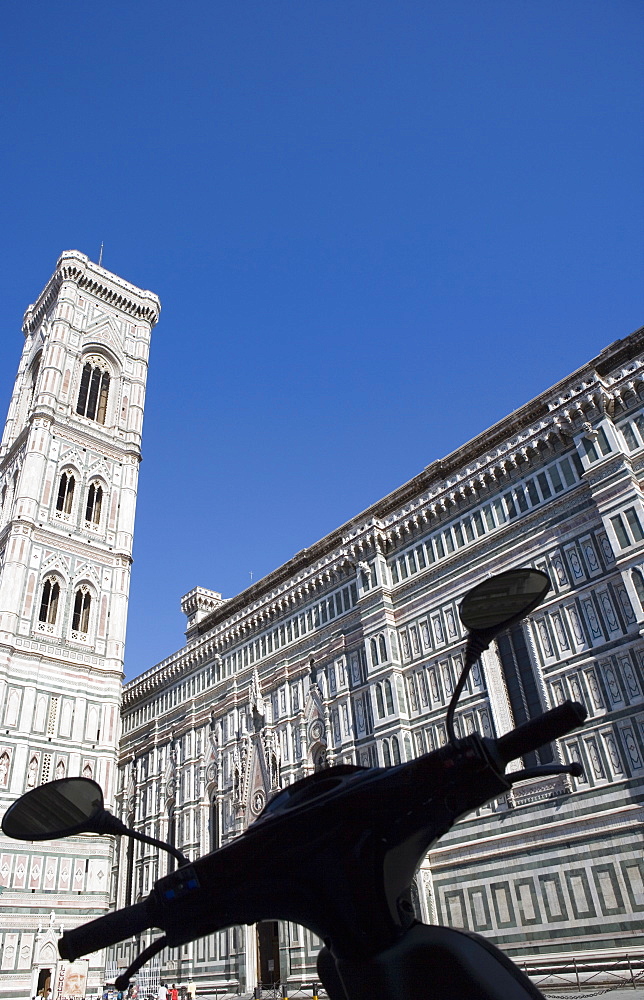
[495, 700, 587, 765]
[59, 900, 154, 961]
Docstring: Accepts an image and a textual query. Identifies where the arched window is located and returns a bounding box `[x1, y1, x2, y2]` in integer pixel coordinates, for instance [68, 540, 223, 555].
[72, 587, 91, 634]
[85, 482, 103, 525]
[375, 684, 385, 718]
[209, 796, 219, 852]
[384, 679, 394, 715]
[391, 736, 401, 765]
[39, 578, 60, 626]
[370, 637, 379, 666]
[632, 569, 644, 609]
[382, 740, 392, 766]
[29, 353, 41, 404]
[56, 472, 75, 515]
[77, 361, 110, 424]
[378, 633, 387, 662]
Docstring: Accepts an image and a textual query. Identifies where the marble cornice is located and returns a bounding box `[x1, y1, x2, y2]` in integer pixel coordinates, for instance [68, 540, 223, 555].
[23, 250, 160, 334]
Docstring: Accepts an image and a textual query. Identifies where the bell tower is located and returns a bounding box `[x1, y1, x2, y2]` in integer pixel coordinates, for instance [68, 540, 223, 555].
[0, 251, 160, 1000]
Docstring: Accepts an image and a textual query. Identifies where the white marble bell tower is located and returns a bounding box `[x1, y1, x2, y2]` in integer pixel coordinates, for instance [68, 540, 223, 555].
[0, 251, 160, 1000]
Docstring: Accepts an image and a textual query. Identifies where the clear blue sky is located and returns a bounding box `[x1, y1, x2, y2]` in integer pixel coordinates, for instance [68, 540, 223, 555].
[0, 2, 642, 680]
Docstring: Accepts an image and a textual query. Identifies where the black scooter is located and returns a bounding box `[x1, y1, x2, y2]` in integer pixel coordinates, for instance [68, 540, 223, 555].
[2, 569, 587, 1000]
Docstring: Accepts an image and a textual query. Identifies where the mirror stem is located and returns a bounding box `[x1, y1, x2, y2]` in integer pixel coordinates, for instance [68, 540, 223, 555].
[96, 812, 189, 866]
[445, 631, 491, 744]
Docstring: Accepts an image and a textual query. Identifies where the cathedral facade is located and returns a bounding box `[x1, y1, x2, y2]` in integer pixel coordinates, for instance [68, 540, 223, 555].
[117, 328, 644, 992]
[0, 252, 160, 1000]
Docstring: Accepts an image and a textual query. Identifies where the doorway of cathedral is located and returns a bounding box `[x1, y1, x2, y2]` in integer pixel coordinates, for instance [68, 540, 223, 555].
[36, 967, 52, 996]
[257, 921, 280, 984]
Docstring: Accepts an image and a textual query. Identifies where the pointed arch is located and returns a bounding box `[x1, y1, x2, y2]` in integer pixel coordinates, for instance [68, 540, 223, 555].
[72, 586, 91, 635]
[29, 351, 42, 405]
[77, 356, 111, 424]
[38, 576, 60, 626]
[85, 481, 103, 525]
[56, 470, 75, 515]
[375, 683, 385, 718]
[384, 679, 394, 714]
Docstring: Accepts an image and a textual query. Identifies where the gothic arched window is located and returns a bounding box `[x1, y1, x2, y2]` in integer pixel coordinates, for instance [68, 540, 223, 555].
[378, 633, 387, 662]
[56, 472, 75, 515]
[375, 684, 385, 718]
[384, 679, 394, 715]
[210, 796, 219, 852]
[85, 482, 103, 525]
[29, 353, 41, 405]
[391, 736, 401, 765]
[370, 637, 379, 666]
[72, 587, 91, 634]
[382, 740, 392, 767]
[77, 361, 110, 424]
[39, 578, 60, 625]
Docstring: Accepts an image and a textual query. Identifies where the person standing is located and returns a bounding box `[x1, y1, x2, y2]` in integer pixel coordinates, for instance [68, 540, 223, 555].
[157, 985, 168, 1000]
[169, 985, 178, 1000]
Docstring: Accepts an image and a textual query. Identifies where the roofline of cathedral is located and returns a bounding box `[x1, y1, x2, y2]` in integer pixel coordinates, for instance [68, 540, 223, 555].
[124, 324, 644, 701]
[191, 324, 644, 624]
[23, 250, 161, 334]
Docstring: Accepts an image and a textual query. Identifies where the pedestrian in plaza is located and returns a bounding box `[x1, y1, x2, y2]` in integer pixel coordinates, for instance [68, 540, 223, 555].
[157, 985, 167, 1000]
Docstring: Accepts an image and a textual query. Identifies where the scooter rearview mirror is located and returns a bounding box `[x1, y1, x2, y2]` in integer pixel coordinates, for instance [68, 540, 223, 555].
[2, 776, 191, 866]
[459, 568, 551, 636]
[1, 777, 105, 841]
[447, 568, 551, 743]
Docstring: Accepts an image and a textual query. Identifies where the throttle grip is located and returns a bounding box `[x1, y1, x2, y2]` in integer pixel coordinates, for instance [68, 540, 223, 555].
[496, 701, 587, 765]
[58, 900, 153, 961]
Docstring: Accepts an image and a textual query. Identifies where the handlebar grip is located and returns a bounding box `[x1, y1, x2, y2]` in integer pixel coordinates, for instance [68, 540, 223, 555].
[496, 700, 587, 765]
[58, 901, 153, 961]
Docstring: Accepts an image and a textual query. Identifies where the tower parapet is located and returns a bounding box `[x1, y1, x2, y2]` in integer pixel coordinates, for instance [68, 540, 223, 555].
[182, 586, 226, 639]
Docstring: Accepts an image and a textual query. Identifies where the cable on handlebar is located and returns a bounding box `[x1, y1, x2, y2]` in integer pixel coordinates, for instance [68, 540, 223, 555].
[115, 937, 167, 991]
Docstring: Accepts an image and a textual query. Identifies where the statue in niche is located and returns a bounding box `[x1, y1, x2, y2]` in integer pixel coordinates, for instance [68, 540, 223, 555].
[26, 756, 38, 788]
[0, 751, 9, 787]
